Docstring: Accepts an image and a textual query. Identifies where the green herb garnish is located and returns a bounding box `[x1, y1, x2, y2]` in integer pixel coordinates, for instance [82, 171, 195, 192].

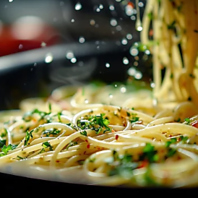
[42, 141, 53, 151]
[77, 113, 110, 134]
[0, 144, 17, 156]
[24, 130, 34, 146]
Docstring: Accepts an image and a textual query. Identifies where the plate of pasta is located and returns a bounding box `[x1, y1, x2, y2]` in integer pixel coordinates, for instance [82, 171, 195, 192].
[0, 0, 198, 193]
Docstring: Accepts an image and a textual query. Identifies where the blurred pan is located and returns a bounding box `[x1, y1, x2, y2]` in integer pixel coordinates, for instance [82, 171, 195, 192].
[0, 40, 131, 110]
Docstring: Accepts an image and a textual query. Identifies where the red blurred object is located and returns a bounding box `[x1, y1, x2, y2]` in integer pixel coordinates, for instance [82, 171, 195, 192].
[0, 16, 60, 56]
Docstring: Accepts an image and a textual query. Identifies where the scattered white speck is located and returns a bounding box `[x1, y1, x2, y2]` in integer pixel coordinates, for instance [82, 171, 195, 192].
[109, 5, 115, 11]
[75, 2, 82, 10]
[123, 57, 129, 65]
[116, 25, 122, 31]
[84, 99, 89, 104]
[134, 72, 142, 80]
[18, 44, 23, 49]
[130, 47, 139, 56]
[121, 38, 128, 45]
[120, 87, 127, 93]
[105, 63, 110, 68]
[136, 26, 143, 32]
[71, 57, 77, 63]
[150, 82, 155, 88]
[125, 5, 135, 16]
[128, 67, 136, 76]
[96, 8, 100, 12]
[145, 50, 151, 55]
[99, 4, 104, 9]
[131, 15, 136, 20]
[79, 36, 85, 43]
[90, 19, 95, 26]
[66, 51, 74, 59]
[45, 53, 53, 63]
[109, 94, 113, 99]
[126, 34, 133, 40]
[138, 2, 144, 7]
[110, 19, 117, 26]
[41, 42, 46, 47]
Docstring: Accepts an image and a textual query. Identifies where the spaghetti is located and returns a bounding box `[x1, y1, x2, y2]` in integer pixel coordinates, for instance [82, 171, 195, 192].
[0, 0, 198, 187]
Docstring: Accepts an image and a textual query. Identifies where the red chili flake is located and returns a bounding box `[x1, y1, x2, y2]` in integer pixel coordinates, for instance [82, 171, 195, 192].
[159, 149, 166, 155]
[87, 144, 90, 149]
[85, 139, 88, 143]
[127, 2, 135, 9]
[149, 29, 153, 37]
[115, 134, 119, 140]
[171, 1, 176, 7]
[138, 160, 148, 168]
[191, 120, 198, 128]
[96, 146, 101, 150]
[177, 155, 182, 160]
[123, 122, 126, 127]
[56, 160, 60, 163]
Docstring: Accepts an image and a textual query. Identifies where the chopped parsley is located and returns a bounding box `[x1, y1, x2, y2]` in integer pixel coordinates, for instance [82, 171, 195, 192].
[175, 118, 181, 122]
[22, 108, 52, 123]
[0, 129, 7, 138]
[127, 112, 139, 123]
[167, 20, 176, 30]
[42, 129, 61, 137]
[139, 143, 159, 163]
[66, 141, 78, 149]
[17, 155, 24, 160]
[107, 151, 138, 179]
[24, 130, 34, 146]
[48, 103, 52, 113]
[184, 117, 191, 125]
[143, 167, 159, 186]
[132, 42, 149, 52]
[165, 139, 177, 158]
[89, 157, 96, 163]
[0, 139, 6, 148]
[0, 144, 17, 156]
[57, 112, 62, 122]
[165, 137, 177, 147]
[165, 136, 188, 146]
[189, 73, 195, 78]
[77, 113, 110, 134]
[147, 12, 154, 20]
[80, 131, 87, 136]
[105, 142, 178, 181]
[42, 141, 53, 151]
[179, 135, 188, 143]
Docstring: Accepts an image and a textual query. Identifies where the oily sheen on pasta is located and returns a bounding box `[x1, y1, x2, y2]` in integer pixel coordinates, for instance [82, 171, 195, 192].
[0, 0, 198, 187]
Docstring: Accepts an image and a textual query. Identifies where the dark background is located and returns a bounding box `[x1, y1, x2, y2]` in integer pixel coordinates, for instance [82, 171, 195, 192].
[0, 0, 152, 110]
